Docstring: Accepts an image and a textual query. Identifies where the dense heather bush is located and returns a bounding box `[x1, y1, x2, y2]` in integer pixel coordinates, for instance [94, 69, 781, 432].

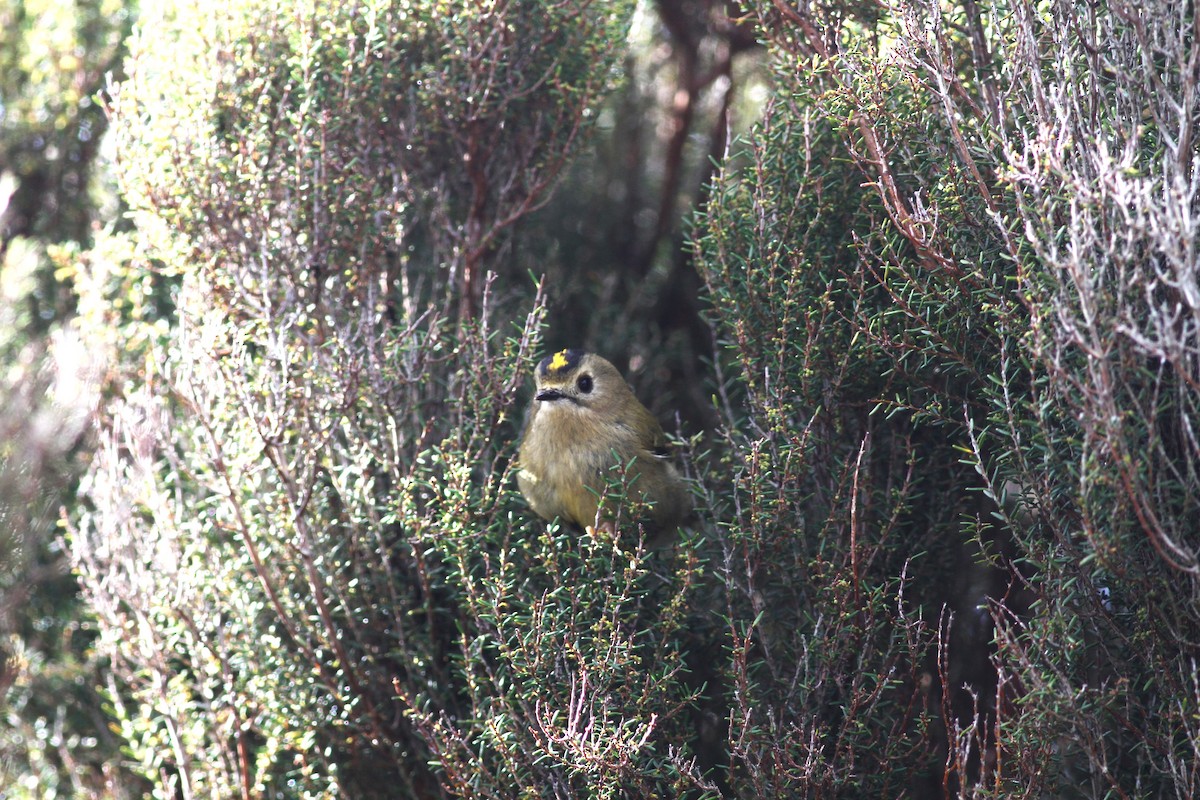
[980, 1, 1200, 795]
[697, 0, 1200, 795]
[67, 1, 733, 797]
[695, 20, 998, 800]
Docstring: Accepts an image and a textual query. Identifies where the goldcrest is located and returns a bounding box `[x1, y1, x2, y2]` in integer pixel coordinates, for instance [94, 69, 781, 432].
[516, 348, 692, 539]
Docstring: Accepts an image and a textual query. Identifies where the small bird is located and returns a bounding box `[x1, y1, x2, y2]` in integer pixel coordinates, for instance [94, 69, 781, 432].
[517, 349, 692, 540]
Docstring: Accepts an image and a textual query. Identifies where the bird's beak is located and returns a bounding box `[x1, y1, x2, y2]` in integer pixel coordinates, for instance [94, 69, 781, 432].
[536, 388, 566, 402]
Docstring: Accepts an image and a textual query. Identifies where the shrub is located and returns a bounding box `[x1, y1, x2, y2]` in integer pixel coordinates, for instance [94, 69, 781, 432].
[69, 0, 724, 796]
[696, 0, 1200, 796]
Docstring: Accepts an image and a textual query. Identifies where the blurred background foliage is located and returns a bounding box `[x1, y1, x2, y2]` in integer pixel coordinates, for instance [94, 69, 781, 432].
[1, 0, 136, 796]
[2, 0, 1198, 798]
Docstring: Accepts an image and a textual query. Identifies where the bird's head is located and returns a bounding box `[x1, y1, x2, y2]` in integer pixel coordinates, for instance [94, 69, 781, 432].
[533, 349, 631, 418]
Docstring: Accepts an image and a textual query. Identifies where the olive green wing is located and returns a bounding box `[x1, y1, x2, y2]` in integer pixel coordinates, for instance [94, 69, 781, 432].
[631, 404, 671, 459]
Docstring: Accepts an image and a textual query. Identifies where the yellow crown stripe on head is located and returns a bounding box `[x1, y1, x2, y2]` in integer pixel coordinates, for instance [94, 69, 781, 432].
[548, 350, 572, 373]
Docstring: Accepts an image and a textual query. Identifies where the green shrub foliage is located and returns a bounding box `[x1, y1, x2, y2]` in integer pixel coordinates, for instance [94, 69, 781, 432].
[68, 1, 726, 797]
[697, 0, 1200, 796]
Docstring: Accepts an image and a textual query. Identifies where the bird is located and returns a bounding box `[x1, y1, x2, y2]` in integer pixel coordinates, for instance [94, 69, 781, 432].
[516, 348, 692, 541]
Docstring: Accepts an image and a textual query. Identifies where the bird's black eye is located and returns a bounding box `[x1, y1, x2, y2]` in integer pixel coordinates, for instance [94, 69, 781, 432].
[577, 374, 594, 394]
